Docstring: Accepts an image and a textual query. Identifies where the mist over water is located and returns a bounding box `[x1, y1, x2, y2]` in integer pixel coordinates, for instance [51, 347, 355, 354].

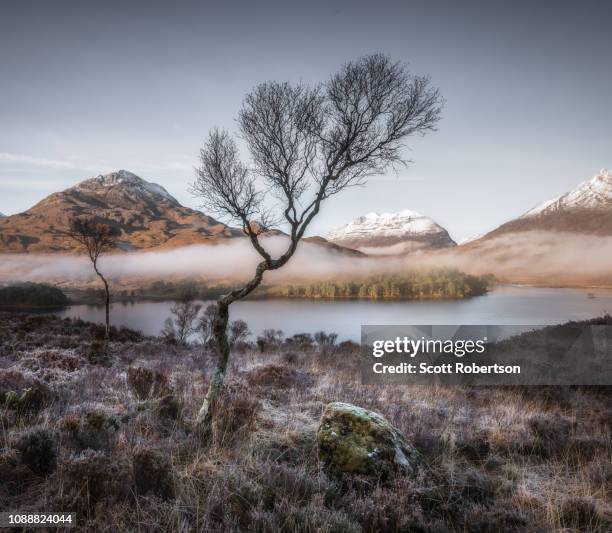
[0, 230, 610, 287]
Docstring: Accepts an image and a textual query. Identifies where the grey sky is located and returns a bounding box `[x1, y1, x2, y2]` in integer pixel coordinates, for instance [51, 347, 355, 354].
[1, 0, 610, 241]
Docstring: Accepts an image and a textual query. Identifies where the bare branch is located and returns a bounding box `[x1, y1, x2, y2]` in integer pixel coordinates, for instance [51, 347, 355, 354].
[191, 53, 443, 301]
[66, 217, 120, 266]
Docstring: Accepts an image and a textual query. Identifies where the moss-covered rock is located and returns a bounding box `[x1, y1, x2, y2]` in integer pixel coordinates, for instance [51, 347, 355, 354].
[317, 402, 420, 479]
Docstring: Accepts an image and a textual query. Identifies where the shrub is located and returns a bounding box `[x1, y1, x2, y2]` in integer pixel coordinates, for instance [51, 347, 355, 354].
[211, 384, 259, 447]
[256, 337, 266, 353]
[89, 323, 108, 341]
[286, 333, 314, 349]
[257, 462, 325, 507]
[205, 468, 263, 530]
[154, 393, 183, 421]
[419, 466, 502, 520]
[558, 497, 603, 531]
[259, 329, 284, 349]
[250, 430, 318, 467]
[0, 369, 53, 412]
[245, 364, 314, 390]
[314, 331, 338, 349]
[282, 352, 299, 364]
[456, 430, 491, 461]
[585, 460, 612, 496]
[336, 340, 359, 353]
[60, 450, 133, 512]
[0, 449, 39, 502]
[463, 503, 530, 532]
[527, 415, 573, 457]
[127, 365, 170, 399]
[15, 429, 57, 475]
[114, 326, 143, 343]
[251, 499, 359, 533]
[20, 349, 84, 373]
[455, 468, 501, 505]
[87, 340, 111, 366]
[60, 410, 119, 452]
[351, 477, 426, 532]
[133, 447, 174, 499]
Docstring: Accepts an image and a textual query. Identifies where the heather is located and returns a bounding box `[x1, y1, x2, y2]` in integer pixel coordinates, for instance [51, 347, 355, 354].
[0, 312, 610, 532]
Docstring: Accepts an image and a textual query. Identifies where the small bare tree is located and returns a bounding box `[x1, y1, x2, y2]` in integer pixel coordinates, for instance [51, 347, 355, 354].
[162, 295, 202, 346]
[228, 319, 251, 348]
[192, 54, 442, 432]
[67, 217, 120, 340]
[198, 303, 218, 346]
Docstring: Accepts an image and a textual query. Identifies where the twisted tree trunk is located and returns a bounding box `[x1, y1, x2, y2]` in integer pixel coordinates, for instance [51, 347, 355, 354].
[93, 261, 111, 340]
[196, 260, 276, 438]
[196, 300, 230, 435]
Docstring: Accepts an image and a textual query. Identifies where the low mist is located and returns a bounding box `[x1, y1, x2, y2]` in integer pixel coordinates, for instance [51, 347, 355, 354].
[428, 231, 612, 286]
[0, 231, 610, 288]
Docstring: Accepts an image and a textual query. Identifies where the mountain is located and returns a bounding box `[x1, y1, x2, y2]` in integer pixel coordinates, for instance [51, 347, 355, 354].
[325, 210, 456, 254]
[0, 170, 363, 257]
[0, 170, 243, 253]
[475, 168, 612, 240]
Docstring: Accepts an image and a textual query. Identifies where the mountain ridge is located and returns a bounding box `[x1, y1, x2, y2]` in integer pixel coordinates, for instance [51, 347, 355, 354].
[0, 170, 243, 253]
[468, 168, 612, 242]
[326, 209, 456, 254]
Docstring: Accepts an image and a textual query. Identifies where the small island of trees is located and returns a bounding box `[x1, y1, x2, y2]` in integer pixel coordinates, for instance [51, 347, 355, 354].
[262, 269, 491, 300]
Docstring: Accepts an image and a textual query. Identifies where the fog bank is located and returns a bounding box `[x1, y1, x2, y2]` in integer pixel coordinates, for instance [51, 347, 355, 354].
[0, 231, 610, 288]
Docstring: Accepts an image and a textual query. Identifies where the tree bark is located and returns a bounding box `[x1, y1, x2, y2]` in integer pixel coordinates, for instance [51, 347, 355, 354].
[196, 300, 230, 436]
[94, 261, 110, 340]
[196, 260, 271, 438]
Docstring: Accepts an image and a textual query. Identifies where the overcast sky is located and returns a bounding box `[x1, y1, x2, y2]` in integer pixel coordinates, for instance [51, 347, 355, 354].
[1, 0, 610, 241]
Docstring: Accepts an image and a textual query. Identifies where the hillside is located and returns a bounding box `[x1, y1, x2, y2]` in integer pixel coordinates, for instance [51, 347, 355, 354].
[0, 170, 242, 253]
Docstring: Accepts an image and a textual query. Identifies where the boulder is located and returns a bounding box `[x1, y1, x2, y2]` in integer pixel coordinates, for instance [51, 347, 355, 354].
[317, 402, 420, 478]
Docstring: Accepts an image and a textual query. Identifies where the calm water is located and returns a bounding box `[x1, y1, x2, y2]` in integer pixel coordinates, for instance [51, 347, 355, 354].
[55, 285, 612, 341]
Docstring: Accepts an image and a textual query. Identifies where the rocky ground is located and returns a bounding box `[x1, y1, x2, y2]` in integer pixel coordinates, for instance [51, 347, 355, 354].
[1, 313, 611, 532]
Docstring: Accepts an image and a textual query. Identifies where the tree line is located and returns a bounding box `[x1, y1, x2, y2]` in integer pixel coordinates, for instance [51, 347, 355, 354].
[263, 270, 490, 300]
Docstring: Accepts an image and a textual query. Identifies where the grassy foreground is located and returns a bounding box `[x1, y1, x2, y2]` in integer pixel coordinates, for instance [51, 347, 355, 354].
[1, 313, 610, 532]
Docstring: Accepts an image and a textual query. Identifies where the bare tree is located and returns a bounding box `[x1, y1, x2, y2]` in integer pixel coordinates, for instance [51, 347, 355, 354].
[228, 319, 251, 347]
[198, 303, 218, 346]
[314, 331, 338, 349]
[192, 54, 442, 432]
[162, 295, 202, 346]
[67, 217, 120, 339]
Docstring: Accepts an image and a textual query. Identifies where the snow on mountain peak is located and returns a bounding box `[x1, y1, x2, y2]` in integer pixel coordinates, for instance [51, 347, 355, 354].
[77, 170, 178, 203]
[522, 168, 612, 217]
[326, 209, 444, 241]
[359, 209, 423, 222]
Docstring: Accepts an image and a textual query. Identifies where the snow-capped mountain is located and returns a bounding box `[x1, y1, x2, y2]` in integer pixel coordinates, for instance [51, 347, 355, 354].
[326, 210, 456, 254]
[469, 168, 612, 242]
[522, 168, 612, 217]
[76, 169, 179, 205]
